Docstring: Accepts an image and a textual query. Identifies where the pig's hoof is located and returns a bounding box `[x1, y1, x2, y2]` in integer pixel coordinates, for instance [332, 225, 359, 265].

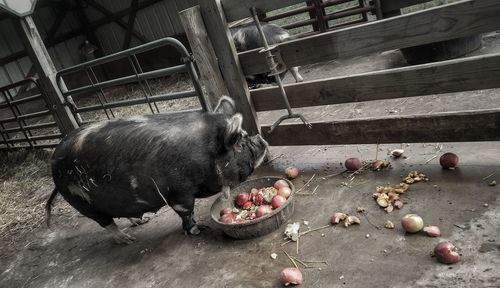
[128, 217, 150, 226]
[113, 232, 136, 245]
[187, 225, 201, 235]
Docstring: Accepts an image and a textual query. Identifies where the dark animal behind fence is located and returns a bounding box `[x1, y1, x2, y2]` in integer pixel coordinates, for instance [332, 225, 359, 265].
[230, 23, 303, 87]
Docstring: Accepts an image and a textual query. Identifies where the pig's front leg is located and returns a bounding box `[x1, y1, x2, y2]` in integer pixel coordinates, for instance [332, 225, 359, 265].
[168, 195, 200, 235]
[221, 185, 231, 200]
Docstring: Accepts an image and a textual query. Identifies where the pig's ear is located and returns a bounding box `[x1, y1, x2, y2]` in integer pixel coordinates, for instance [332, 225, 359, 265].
[214, 96, 236, 115]
[224, 113, 246, 148]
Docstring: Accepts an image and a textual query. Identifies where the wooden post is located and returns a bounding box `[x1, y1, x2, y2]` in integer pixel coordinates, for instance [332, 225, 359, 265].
[199, 0, 259, 135]
[179, 6, 229, 111]
[18, 16, 78, 135]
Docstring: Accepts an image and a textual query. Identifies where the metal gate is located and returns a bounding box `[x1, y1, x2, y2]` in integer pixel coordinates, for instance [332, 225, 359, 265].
[0, 78, 63, 151]
[56, 37, 208, 125]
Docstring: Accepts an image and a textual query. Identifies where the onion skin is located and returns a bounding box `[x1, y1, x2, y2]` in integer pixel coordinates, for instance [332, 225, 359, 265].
[434, 241, 461, 264]
[285, 166, 300, 179]
[280, 267, 303, 286]
[440, 152, 459, 169]
[423, 226, 441, 237]
[274, 180, 290, 190]
[401, 214, 424, 233]
[330, 212, 347, 224]
[345, 158, 362, 171]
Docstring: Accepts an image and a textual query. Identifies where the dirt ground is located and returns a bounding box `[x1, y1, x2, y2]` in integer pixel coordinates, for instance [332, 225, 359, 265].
[1, 33, 499, 287]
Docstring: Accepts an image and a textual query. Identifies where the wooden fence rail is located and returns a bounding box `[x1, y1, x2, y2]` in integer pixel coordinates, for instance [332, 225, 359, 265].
[262, 109, 500, 145]
[251, 52, 500, 111]
[239, 0, 500, 76]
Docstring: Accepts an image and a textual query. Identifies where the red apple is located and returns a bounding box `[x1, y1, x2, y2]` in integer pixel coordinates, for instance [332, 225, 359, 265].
[277, 186, 292, 199]
[345, 158, 362, 171]
[285, 166, 299, 179]
[235, 192, 250, 207]
[271, 195, 286, 209]
[274, 180, 289, 190]
[255, 205, 273, 217]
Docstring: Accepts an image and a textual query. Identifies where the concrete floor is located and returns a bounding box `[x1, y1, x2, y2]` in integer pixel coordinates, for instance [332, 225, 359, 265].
[1, 33, 500, 287]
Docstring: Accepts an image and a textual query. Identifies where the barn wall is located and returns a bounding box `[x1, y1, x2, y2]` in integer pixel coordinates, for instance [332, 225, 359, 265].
[85, 0, 199, 55]
[0, 0, 200, 91]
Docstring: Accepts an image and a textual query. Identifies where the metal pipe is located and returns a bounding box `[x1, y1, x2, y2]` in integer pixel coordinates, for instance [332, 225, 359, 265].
[75, 90, 198, 113]
[63, 64, 187, 98]
[250, 7, 311, 133]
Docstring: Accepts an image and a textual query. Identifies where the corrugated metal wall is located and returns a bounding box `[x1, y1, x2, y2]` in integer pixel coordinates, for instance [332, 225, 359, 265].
[85, 0, 199, 55]
[0, 0, 199, 89]
[0, 7, 85, 88]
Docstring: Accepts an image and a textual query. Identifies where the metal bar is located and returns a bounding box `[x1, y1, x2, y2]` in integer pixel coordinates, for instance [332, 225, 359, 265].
[2, 122, 58, 133]
[0, 93, 43, 108]
[5, 89, 35, 147]
[373, 0, 383, 19]
[129, 55, 158, 114]
[321, 0, 357, 7]
[57, 38, 190, 79]
[261, 5, 314, 22]
[88, 67, 115, 118]
[0, 110, 52, 124]
[75, 90, 198, 113]
[324, 6, 375, 21]
[359, 0, 368, 21]
[316, 0, 329, 31]
[63, 64, 187, 98]
[0, 143, 60, 151]
[282, 18, 318, 30]
[5, 133, 62, 144]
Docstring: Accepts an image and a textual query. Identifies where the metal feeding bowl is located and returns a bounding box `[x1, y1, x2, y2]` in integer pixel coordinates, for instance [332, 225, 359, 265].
[210, 176, 295, 239]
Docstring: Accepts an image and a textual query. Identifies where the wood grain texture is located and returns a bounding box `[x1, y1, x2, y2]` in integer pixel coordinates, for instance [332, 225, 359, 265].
[179, 6, 228, 111]
[221, 0, 304, 22]
[262, 109, 500, 145]
[18, 16, 78, 134]
[251, 52, 500, 111]
[200, 0, 259, 134]
[239, 0, 500, 75]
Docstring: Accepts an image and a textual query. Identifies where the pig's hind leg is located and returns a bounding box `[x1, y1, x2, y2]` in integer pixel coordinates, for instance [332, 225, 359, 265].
[62, 191, 136, 244]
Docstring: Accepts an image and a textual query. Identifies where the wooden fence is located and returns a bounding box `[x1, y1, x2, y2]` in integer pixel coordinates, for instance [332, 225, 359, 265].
[180, 0, 500, 145]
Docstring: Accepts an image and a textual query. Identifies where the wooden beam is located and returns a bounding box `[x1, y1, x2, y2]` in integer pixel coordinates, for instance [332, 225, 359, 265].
[200, 0, 259, 135]
[18, 16, 78, 134]
[85, 0, 149, 44]
[221, 0, 304, 22]
[262, 109, 500, 145]
[239, 0, 500, 75]
[179, 6, 229, 111]
[251, 52, 500, 111]
[122, 0, 139, 49]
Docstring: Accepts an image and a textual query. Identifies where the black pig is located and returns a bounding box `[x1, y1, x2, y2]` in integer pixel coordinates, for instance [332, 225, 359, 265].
[46, 97, 268, 244]
[230, 23, 303, 86]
